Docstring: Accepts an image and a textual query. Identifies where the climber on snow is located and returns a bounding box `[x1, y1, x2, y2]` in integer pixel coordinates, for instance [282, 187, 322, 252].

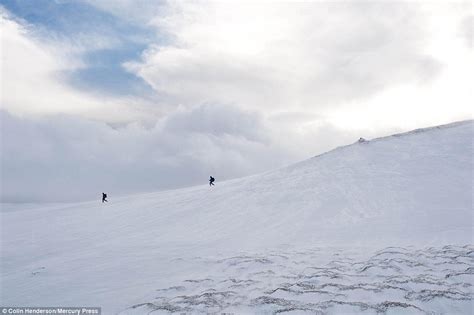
[209, 176, 215, 186]
[102, 192, 108, 203]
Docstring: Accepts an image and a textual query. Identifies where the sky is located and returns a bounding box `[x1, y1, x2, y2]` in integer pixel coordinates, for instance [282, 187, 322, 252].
[0, 0, 472, 202]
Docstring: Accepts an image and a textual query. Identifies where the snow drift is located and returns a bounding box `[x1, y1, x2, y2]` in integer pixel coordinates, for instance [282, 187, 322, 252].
[1, 120, 473, 314]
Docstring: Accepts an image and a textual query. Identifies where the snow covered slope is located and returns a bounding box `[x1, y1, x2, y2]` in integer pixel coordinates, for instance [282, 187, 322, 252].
[1, 120, 473, 314]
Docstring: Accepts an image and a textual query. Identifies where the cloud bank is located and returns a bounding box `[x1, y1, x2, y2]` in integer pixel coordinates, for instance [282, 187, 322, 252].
[1, 107, 296, 202]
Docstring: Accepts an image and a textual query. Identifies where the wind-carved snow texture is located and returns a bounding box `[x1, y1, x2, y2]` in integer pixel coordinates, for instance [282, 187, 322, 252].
[121, 245, 473, 314]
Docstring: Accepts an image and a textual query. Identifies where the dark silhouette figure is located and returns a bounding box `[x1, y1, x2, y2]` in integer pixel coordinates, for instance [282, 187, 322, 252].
[102, 192, 108, 203]
[209, 176, 215, 186]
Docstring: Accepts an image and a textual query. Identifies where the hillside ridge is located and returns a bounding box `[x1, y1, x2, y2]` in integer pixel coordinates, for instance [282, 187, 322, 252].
[307, 119, 473, 161]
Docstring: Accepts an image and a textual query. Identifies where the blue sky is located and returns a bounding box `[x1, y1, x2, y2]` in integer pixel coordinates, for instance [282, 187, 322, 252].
[2, 0, 158, 96]
[1, 1, 472, 202]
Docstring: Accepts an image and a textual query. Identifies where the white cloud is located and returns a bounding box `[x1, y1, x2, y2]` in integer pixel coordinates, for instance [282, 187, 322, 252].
[459, 15, 473, 48]
[126, 2, 438, 111]
[124, 1, 471, 129]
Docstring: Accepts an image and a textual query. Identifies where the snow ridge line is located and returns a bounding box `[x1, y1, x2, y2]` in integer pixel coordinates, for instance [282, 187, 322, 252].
[310, 119, 473, 160]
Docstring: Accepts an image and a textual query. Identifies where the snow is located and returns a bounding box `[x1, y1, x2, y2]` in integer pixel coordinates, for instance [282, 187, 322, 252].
[1, 120, 473, 314]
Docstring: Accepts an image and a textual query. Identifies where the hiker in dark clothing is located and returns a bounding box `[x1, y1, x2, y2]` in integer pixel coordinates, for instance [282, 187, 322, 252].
[209, 176, 215, 186]
[102, 192, 108, 203]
